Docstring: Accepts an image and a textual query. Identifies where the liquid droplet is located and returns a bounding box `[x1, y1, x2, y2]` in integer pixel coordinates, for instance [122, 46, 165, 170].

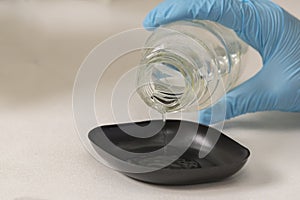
[162, 113, 166, 123]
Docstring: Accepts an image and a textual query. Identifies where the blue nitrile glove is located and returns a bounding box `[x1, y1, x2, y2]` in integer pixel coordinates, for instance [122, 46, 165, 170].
[143, 0, 300, 125]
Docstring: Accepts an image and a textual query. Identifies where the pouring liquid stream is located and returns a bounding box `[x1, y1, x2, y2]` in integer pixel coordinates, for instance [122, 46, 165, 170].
[161, 113, 167, 154]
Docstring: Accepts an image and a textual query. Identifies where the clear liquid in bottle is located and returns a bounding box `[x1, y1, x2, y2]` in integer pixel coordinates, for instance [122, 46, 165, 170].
[136, 20, 248, 114]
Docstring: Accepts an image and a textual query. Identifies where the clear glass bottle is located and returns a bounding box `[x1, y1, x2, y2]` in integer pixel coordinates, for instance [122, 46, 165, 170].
[136, 20, 248, 114]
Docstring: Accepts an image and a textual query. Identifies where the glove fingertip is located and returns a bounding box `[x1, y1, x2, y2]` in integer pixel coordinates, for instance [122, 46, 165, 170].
[143, 19, 155, 30]
[199, 109, 212, 126]
[198, 96, 235, 125]
[143, 11, 160, 30]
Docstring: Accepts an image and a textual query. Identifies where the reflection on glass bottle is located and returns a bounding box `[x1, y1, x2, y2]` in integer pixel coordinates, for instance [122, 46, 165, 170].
[137, 20, 248, 114]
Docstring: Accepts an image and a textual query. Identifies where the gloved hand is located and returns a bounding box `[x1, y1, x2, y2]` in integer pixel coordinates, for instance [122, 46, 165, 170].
[144, 0, 300, 125]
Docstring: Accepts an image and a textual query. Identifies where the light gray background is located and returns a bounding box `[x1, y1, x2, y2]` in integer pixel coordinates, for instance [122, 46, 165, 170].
[0, 0, 300, 199]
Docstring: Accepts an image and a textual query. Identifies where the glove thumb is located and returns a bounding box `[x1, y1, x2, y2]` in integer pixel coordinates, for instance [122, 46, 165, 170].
[199, 72, 274, 125]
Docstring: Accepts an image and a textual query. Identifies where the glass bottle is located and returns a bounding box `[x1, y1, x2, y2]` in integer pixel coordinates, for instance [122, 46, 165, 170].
[136, 20, 248, 114]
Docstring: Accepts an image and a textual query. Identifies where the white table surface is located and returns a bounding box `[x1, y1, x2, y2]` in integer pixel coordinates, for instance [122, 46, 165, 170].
[1, 1, 300, 200]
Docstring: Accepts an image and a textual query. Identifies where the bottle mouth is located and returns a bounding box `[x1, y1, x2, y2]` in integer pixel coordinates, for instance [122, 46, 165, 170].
[136, 20, 248, 114]
[136, 48, 204, 113]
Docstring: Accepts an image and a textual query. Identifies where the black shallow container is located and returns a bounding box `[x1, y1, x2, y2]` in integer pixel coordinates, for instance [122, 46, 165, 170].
[88, 120, 250, 185]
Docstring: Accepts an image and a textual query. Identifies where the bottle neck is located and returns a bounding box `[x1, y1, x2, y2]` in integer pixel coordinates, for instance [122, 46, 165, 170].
[137, 20, 247, 113]
[137, 47, 205, 113]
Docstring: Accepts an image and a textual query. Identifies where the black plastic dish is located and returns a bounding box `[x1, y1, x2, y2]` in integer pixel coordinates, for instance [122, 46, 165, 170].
[88, 120, 250, 185]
